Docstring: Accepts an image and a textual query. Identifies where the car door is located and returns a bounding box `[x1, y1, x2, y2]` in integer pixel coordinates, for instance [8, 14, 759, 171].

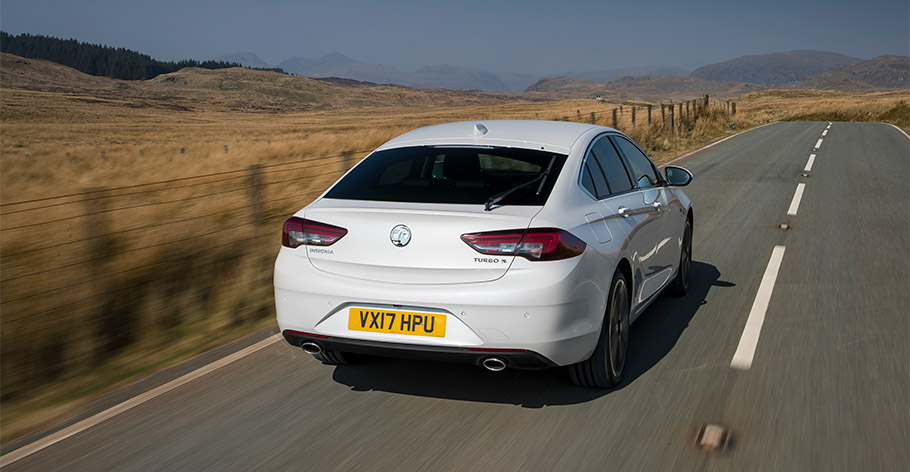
[610, 136, 679, 302]
[588, 135, 655, 305]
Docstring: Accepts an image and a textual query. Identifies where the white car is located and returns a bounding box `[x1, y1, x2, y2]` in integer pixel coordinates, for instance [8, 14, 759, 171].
[274, 120, 693, 388]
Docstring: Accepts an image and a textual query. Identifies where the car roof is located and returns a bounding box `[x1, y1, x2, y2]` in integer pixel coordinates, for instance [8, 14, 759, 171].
[375, 120, 618, 155]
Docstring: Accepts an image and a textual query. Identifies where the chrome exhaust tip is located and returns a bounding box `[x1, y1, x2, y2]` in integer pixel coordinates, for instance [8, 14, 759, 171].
[301, 342, 322, 355]
[482, 357, 507, 372]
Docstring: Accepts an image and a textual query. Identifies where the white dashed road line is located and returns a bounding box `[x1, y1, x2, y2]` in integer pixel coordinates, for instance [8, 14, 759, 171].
[731, 245, 787, 370]
[787, 183, 806, 216]
[0, 335, 282, 467]
[804, 154, 816, 172]
[734, 126, 825, 370]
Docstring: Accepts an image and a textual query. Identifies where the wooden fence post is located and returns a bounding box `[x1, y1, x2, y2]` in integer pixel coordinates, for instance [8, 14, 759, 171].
[247, 164, 264, 229]
[661, 104, 666, 131]
[612, 109, 618, 128]
[82, 187, 129, 360]
[678, 103, 683, 132]
[731, 101, 736, 116]
[590, 111, 596, 124]
[631, 106, 636, 128]
[647, 105, 652, 125]
[669, 105, 674, 134]
[577, 110, 581, 120]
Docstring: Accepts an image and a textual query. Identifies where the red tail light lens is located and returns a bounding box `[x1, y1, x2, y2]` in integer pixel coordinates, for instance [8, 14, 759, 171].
[461, 228, 586, 261]
[282, 217, 347, 248]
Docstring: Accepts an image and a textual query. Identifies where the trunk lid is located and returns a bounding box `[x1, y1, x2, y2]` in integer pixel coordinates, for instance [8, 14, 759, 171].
[302, 199, 540, 284]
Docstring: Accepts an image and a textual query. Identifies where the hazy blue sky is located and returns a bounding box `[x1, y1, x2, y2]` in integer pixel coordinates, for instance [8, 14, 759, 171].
[2, 0, 907, 74]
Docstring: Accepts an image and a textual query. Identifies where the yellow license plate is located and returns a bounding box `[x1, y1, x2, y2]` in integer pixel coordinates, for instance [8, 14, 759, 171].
[347, 308, 446, 337]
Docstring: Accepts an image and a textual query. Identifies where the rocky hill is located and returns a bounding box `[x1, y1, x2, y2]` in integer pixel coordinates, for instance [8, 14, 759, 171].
[691, 50, 863, 84]
[797, 55, 909, 91]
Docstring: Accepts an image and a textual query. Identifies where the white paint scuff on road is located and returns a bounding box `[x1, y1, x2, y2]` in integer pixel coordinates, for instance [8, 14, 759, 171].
[0, 335, 282, 467]
[787, 183, 807, 216]
[731, 245, 787, 370]
[815, 138, 824, 149]
[804, 154, 816, 172]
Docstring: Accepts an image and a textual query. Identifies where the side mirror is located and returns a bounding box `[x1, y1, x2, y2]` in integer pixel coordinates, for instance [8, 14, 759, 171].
[665, 166, 693, 186]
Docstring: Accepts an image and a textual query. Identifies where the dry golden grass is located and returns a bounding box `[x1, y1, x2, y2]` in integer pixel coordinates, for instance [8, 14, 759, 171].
[1, 58, 906, 444]
[737, 89, 910, 130]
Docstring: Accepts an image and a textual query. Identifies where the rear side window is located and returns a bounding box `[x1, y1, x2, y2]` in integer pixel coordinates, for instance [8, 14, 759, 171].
[581, 152, 610, 199]
[324, 146, 566, 205]
[591, 137, 634, 194]
[612, 136, 659, 189]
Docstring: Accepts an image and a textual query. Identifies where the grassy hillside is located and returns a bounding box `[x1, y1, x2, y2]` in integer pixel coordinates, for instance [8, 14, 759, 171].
[526, 74, 770, 101]
[738, 89, 910, 130]
[0, 52, 528, 116]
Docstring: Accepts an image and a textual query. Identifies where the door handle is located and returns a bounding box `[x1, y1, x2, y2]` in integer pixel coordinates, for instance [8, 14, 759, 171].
[617, 206, 631, 217]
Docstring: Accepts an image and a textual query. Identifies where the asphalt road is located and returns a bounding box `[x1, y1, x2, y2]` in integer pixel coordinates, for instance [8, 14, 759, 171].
[4, 122, 908, 471]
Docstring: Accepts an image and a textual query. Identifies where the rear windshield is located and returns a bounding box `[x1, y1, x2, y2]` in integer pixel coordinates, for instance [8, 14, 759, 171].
[324, 146, 566, 205]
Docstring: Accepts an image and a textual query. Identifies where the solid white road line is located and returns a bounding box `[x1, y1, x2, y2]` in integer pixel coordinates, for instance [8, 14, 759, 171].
[0, 334, 282, 467]
[822, 129, 828, 137]
[814, 138, 824, 149]
[804, 154, 816, 172]
[787, 183, 806, 216]
[731, 245, 787, 370]
[887, 123, 910, 140]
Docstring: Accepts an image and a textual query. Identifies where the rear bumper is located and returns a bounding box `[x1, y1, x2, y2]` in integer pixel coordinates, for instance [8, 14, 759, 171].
[274, 245, 611, 366]
[282, 330, 557, 369]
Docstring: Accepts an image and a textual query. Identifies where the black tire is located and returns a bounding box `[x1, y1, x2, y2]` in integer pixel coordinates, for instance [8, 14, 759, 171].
[312, 350, 353, 365]
[570, 270, 630, 388]
[668, 218, 692, 297]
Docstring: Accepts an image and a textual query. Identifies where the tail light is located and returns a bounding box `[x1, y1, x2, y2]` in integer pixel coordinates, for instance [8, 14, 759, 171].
[282, 217, 347, 248]
[460, 228, 586, 261]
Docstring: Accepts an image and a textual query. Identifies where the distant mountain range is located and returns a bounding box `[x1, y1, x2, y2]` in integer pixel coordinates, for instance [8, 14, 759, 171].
[527, 53, 908, 102]
[215, 51, 695, 93]
[216, 49, 907, 96]
[218, 51, 516, 92]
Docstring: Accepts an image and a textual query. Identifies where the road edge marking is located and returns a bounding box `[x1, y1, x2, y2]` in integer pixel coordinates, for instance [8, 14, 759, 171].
[0, 334, 282, 467]
[886, 123, 910, 141]
[787, 183, 806, 216]
[661, 122, 778, 167]
[731, 245, 787, 370]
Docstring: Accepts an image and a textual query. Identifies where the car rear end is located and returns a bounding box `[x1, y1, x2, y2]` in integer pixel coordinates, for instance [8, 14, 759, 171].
[274, 122, 608, 369]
